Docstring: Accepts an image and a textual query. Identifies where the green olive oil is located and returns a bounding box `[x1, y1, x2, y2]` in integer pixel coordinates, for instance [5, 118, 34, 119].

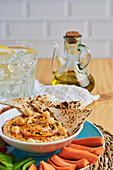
[52, 71, 95, 92]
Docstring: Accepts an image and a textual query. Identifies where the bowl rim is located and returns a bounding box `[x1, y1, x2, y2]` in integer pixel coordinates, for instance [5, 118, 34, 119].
[0, 123, 83, 146]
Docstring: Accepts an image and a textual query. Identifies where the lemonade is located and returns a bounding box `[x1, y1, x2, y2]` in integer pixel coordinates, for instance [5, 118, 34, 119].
[0, 41, 38, 100]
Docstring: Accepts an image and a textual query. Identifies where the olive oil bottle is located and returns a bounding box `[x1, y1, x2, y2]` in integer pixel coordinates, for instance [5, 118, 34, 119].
[51, 31, 95, 92]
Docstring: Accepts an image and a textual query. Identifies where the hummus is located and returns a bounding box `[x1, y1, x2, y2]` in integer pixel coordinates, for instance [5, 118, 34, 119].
[2, 111, 68, 143]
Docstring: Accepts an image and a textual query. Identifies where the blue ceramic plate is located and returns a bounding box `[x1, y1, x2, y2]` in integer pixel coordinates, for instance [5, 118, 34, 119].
[7, 120, 104, 169]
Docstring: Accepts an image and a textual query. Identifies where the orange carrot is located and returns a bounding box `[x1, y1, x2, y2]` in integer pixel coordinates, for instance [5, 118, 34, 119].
[50, 154, 89, 169]
[39, 161, 55, 170]
[61, 158, 89, 169]
[50, 154, 76, 168]
[47, 159, 75, 170]
[68, 144, 105, 155]
[28, 164, 38, 170]
[39, 161, 44, 170]
[58, 147, 99, 165]
[72, 137, 104, 147]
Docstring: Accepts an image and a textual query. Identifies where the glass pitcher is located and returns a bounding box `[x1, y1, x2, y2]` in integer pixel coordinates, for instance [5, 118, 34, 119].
[51, 31, 95, 92]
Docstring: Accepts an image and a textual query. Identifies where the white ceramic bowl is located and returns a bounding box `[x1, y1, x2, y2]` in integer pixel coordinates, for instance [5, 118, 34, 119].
[0, 108, 83, 156]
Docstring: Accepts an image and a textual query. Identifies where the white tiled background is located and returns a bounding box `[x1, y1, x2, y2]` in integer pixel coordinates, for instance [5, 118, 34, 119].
[0, 0, 113, 58]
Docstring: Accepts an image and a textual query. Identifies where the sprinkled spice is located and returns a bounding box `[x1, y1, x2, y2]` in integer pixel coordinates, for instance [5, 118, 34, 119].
[32, 120, 35, 123]
[55, 122, 59, 126]
[39, 115, 43, 118]
[35, 132, 41, 135]
[62, 101, 68, 108]
[55, 105, 60, 109]
[56, 132, 60, 136]
[22, 134, 25, 138]
[33, 107, 39, 112]
[62, 106, 66, 109]
[51, 125, 55, 130]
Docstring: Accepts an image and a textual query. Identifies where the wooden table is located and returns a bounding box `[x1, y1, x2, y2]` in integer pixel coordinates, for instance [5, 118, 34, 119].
[36, 58, 113, 133]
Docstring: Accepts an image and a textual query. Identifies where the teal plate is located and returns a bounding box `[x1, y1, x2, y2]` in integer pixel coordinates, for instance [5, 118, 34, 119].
[7, 120, 104, 167]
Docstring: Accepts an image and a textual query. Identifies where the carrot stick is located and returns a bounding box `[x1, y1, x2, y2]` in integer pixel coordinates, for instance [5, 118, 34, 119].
[28, 164, 38, 170]
[50, 154, 76, 168]
[39, 161, 44, 170]
[68, 144, 105, 155]
[58, 147, 99, 165]
[47, 159, 76, 170]
[39, 161, 55, 170]
[72, 137, 104, 147]
[51, 154, 89, 169]
[60, 158, 89, 169]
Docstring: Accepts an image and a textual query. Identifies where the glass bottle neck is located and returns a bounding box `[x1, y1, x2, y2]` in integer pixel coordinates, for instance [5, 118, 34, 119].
[64, 37, 81, 57]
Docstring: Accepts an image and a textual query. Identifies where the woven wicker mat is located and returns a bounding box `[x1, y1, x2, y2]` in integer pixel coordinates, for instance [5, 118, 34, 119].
[0, 124, 113, 170]
[87, 124, 113, 170]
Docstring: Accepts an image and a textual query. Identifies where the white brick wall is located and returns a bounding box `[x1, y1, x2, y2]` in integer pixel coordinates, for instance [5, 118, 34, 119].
[8, 20, 44, 39]
[0, 0, 113, 58]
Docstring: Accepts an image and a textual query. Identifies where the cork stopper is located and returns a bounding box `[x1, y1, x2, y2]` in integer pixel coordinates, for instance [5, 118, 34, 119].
[65, 31, 80, 38]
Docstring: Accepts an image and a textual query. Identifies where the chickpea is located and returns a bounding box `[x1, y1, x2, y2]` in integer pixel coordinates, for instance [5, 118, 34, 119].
[59, 127, 67, 136]
[16, 117, 24, 125]
[47, 117, 54, 125]
[11, 126, 20, 134]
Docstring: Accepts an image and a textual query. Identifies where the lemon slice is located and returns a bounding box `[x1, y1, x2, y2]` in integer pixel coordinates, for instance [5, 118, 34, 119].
[26, 49, 34, 54]
[0, 45, 15, 57]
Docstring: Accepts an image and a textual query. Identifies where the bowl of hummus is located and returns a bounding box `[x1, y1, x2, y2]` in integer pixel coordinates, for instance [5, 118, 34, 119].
[0, 108, 83, 155]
